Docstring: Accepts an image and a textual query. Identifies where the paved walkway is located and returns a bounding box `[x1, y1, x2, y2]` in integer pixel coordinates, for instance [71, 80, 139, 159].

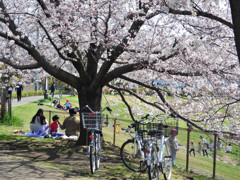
[12, 96, 45, 107]
[12, 95, 69, 107]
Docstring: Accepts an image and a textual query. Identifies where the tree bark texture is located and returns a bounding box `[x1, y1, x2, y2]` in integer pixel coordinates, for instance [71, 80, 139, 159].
[229, 0, 240, 63]
[75, 85, 103, 146]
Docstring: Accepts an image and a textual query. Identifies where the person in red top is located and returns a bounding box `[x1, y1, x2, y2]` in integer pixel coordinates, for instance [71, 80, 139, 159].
[49, 115, 61, 135]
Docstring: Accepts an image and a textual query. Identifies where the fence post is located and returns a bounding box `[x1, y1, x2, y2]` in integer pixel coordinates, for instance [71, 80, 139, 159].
[213, 134, 217, 179]
[49, 111, 51, 125]
[186, 128, 190, 172]
[113, 119, 116, 146]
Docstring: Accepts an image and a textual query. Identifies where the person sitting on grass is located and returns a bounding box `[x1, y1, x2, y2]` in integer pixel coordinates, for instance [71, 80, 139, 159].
[64, 99, 72, 110]
[49, 115, 64, 136]
[28, 108, 49, 136]
[53, 99, 65, 110]
[60, 108, 80, 137]
[225, 144, 232, 153]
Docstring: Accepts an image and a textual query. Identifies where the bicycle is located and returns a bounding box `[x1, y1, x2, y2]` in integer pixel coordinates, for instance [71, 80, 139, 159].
[120, 114, 151, 172]
[145, 113, 178, 180]
[81, 105, 112, 174]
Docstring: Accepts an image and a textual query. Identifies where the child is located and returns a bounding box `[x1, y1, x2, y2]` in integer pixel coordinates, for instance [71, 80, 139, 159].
[225, 144, 232, 153]
[189, 140, 196, 157]
[64, 99, 72, 110]
[167, 128, 179, 166]
[197, 141, 202, 155]
[49, 115, 64, 136]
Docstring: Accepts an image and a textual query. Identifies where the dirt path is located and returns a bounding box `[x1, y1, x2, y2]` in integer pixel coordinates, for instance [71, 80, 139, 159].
[0, 138, 149, 180]
[0, 155, 89, 180]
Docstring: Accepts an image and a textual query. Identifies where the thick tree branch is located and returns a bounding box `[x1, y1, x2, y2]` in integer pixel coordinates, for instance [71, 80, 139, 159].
[36, 0, 51, 18]
[102, 61, 149, 86]
[0, 57, 40, 69]
[0, 1, 32, 45]
[167, 6, 233, 29]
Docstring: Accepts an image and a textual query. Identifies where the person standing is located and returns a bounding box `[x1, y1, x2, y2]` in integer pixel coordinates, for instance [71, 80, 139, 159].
[197, 141, 202, 155]
[189, 140, 196, 157]
[200, 136, 208, 157]
[217, 138, 222, 150]
[8, 86, 13, 96]
[60, 108, 80, 136]
[50, 82, 56, 98]
[15, 82, 23, 102]
[167, 128, 179, 166]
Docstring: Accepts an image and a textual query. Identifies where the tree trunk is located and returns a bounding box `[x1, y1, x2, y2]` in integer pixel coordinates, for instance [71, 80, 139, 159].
[75, 85, 103, 146]
[229, 0, 240, 63]
[1, 87, 7, 120]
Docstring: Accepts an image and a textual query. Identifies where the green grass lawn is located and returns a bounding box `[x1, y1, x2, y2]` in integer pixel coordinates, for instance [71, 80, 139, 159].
[0, 94, 239, 180]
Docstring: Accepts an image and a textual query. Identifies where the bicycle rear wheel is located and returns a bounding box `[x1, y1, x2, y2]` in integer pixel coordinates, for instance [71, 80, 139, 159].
[147, 143, 159, 180]
[162, 141, 172, 180]
[120, 139, 147, 172]
[90, 133, 96, 174]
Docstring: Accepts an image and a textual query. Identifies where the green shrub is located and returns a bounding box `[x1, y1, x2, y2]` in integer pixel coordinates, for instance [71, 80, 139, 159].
[0, 112, 24, 126]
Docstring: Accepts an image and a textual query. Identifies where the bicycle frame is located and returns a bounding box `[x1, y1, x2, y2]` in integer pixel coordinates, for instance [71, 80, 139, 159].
[159, 135, 166, 164]
[133, 131, 147, 164]
[81, 105, 112, 174]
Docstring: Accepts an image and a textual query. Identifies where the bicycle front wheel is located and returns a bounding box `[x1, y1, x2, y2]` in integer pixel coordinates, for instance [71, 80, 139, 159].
[120, 139, 147, 172]
[90, 132, 96, 174]
[162, 141, 172, 180]
[95, 134, 101, 170]
[147, 143, 159, 180]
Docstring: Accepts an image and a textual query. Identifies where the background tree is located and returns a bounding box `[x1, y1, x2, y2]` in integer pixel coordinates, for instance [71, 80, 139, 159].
[0, 0, 239, 145]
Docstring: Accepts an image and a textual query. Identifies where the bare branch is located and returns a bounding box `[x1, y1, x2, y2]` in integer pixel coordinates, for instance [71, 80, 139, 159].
[108, 84, 136, 121]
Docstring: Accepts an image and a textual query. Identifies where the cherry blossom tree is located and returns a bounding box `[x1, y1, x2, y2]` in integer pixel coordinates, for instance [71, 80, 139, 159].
[0, 0, 239, 145]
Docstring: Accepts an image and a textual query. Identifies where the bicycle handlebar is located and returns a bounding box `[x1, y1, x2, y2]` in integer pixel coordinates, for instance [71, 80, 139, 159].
[81, 105, 112, 113]
[151, 113, 177, 121]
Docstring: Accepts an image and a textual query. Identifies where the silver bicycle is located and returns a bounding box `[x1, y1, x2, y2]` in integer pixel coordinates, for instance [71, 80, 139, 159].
[120, 114, 151, 172]
[145, 113, 178, 180]
[81, 105, 112, 174]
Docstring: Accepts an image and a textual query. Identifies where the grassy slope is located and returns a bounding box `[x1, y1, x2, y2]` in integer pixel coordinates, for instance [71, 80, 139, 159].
[1, 95, 239, 180]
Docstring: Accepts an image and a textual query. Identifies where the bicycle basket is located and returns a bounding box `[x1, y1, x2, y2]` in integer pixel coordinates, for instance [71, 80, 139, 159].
[135, 123, 148, 140]
[81, 112, 104, 129]
[136, 123, 164, 141]
[163, 117, 178, 137]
